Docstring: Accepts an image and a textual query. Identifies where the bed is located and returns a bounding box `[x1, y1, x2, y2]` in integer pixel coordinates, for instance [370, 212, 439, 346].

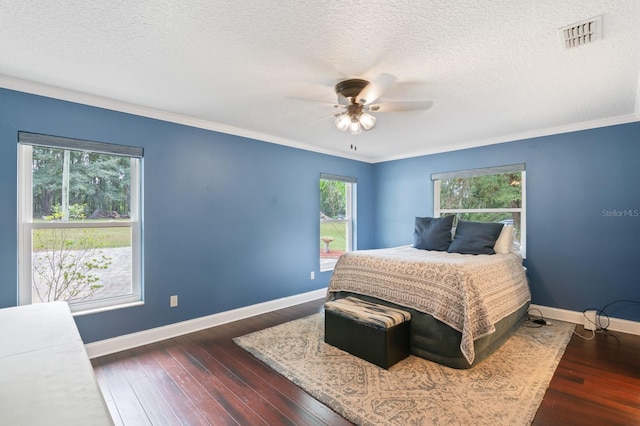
[325, 244, 531, 369]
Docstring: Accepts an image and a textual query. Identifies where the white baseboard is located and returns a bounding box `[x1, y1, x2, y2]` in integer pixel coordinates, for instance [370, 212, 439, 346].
[85, 294, 640, 359]
[84, 288, 327, 359]
[530, 304, 640, 336]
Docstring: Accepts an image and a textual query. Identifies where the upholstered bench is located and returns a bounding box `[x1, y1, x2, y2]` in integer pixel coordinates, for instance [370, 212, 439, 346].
[324, 296, 411, 369]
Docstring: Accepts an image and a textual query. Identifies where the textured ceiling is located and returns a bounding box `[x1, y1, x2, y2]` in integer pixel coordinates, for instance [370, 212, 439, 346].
[1, 1, 639, 162]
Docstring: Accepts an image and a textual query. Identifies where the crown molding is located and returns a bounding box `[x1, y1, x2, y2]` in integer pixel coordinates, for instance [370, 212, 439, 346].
[635, 72, 640, 120]
[372, 113, 640, 163]
[2, 74, 638, 165]
[0, 75, 365, 162]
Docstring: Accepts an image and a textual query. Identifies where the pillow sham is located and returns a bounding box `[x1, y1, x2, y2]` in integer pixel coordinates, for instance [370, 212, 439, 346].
[493, 224, 514, 254]
[448, 220, 504, 255]
[413, 215, 454, 251]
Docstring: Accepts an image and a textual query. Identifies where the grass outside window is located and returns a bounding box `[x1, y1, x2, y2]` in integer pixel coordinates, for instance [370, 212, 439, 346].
[320, 221, 347, 253]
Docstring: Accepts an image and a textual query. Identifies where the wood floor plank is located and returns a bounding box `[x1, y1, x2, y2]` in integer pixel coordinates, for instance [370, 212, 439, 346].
[212, 338, 351, 426]
[147, 341, 240, 425]
[183, 334, 348, 426]
[532, 325, 640, 425]
[129, 346, 211, 426]
[165, 337, 296, 426]
[160, 339, 272, 425]
[92, 357, 125, 426]
[93, 299, 640, 426]
[113, 349, 182, 425]
[95, 354, 152, 425]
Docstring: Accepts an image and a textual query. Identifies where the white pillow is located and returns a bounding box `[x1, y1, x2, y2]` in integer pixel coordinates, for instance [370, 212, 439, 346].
[493, 225, 514, 254]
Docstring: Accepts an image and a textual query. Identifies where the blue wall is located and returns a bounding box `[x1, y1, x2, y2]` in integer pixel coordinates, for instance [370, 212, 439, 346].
[2, 87, 639, 342]
[0, 89, 375, 342]
[373, 123, 640, 322]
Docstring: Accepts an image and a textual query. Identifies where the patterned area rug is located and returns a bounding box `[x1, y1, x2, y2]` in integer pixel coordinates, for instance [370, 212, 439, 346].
[234, 313, 574, 426]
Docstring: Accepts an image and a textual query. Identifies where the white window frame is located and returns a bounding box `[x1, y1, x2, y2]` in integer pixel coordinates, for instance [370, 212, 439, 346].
[432, 164, 526, 257]
[319, 173, 356, 272]
[18, 132, 143, 314]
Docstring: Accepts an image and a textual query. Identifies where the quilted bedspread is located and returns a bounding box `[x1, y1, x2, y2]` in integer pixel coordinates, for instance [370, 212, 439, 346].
[326, 246, 531, 364]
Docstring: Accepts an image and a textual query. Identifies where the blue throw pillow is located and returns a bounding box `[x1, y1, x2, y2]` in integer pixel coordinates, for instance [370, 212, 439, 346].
[413, 215, 454, 251]
[448, 220, 504, 255]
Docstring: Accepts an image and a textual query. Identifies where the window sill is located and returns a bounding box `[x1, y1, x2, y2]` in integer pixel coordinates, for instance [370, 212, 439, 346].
[71, 300, 144, 317]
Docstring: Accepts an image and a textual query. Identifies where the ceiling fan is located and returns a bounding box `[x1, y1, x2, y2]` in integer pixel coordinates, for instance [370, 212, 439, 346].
[331, 74, 433, 142]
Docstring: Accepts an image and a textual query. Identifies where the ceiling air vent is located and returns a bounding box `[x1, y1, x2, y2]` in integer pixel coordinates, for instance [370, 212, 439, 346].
[558, 15, 602, 49]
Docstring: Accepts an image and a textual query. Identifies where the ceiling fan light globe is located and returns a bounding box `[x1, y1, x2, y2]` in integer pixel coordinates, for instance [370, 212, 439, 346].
[349, 120, 362, 135]
[359, 112, 376, 130]
[335, 113, 351, 131]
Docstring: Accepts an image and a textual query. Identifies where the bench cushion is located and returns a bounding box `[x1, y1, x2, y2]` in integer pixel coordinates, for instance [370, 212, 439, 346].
[324, 296, 411, 328]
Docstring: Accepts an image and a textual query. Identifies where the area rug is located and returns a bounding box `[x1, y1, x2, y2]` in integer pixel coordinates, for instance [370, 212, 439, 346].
[234, 313, 574, 426]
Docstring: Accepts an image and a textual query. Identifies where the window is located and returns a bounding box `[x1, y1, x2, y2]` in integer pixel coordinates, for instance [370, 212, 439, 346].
[18, 132, 143, 313]
[320, 173, 356, 271]
[432, 164, 526, 256]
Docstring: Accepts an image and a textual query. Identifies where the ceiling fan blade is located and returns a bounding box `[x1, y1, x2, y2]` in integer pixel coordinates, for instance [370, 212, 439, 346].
[370, 100, 434, 113]
[337, 95, 351, 106]
[358, 73, 396, 105]
[305, 112, 341, 126]
[287, 80, 340, 104]
[286, 96, 339, 108]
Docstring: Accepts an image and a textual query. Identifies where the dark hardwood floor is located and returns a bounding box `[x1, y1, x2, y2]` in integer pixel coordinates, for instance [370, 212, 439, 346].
[532, 323, 640, 425]
[92, 299, 640, 425]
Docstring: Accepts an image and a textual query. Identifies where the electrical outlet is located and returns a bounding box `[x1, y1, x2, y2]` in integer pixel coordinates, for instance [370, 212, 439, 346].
[170, 295, 178, 307]
[310, 271, 315, 280]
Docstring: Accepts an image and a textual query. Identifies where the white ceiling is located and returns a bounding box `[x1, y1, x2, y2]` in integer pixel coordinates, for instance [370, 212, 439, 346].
[1, 1, 639, 163]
